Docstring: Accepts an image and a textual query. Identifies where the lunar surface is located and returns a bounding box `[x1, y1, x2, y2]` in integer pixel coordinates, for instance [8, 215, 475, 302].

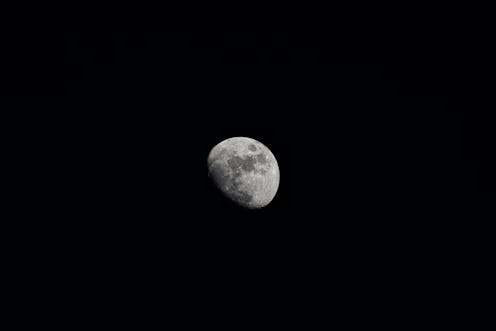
[207, 137, 280, 209]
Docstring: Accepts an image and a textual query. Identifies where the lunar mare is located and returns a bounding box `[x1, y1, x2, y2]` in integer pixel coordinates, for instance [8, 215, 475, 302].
[207, 137, 280, 209]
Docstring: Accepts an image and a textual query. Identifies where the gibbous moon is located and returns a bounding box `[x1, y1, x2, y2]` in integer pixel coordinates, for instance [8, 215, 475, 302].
[207, 137, 280, 209]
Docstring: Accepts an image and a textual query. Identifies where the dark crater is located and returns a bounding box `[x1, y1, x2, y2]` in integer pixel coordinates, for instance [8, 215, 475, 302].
[256, 153, 268, 164]
[227, 155, 257, 173]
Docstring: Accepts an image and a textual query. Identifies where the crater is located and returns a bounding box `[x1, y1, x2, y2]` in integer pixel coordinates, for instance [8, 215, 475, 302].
[227, 155, 257, 173]
[248, 144, 257, 152]
[229, 181, 253, 205]
[256, 153, 268, 164]
[233, 189, 253, 205]
[217, 148, 228, 158]
[210, 148, 228, 164]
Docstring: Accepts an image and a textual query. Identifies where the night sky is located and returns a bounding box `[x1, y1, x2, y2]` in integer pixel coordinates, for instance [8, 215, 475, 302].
[3, 2, 476, 323]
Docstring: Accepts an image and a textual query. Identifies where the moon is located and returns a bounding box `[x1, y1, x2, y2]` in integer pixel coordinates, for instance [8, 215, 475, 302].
[207, 137, 280, 209]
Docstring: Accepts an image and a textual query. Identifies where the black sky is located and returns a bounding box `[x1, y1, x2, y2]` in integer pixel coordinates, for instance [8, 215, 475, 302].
[3, 1, 476, 323]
